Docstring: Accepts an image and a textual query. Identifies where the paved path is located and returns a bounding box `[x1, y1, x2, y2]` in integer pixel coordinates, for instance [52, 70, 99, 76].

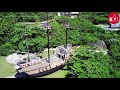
[5, 75, 16, 78]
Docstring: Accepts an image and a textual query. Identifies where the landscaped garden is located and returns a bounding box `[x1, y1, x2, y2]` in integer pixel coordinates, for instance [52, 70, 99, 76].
[0, 12, 120, 78]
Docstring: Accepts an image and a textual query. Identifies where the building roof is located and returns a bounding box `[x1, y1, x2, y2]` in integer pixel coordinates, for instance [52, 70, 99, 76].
[40, 22, 51, 29]
[70, 12, 79, 14]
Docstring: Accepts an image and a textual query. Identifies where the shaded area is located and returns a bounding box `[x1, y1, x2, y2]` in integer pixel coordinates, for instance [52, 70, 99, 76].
[15, 72, 29, 78]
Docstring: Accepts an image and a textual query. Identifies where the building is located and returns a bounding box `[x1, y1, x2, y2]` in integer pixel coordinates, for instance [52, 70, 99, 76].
[58, 12, 69, 16]
[70, 12, 79, 18]
[56, 44, 72, 60]
[58, 12, 79, 18]
[110, 23, 120, 28]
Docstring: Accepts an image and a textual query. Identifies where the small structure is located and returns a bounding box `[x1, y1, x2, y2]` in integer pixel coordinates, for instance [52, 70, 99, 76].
[56, 44, 72, 60]
[96, 24, 120, 31]
[70, 12, 79, 18]
[109, 23, 120, 29]
[58, 12, 69, 16]
[40, 22, 51, 29]
[58, 12, 79, 18]
[89, 40, 107, 49]
[88, 40, 108, 55]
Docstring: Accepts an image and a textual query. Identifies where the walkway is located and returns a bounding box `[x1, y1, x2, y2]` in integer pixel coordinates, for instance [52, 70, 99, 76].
[5, 75, 16, 78]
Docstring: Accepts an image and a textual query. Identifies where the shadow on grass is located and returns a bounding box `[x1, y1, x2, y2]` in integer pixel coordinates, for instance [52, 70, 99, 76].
[15, 72, 29, 78]
[61, 68, 68, 70]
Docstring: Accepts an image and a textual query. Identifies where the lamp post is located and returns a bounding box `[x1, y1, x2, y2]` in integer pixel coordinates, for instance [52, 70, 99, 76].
[23, 25, 30, 62]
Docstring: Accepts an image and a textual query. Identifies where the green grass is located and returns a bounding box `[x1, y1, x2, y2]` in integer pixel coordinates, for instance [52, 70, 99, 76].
[40, 70, 68, 78]
[0, 56, 17, 78]
[39, 50, 55, 58]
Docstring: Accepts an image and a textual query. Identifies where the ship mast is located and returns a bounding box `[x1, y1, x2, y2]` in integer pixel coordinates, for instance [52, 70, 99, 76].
[45, 12, 52, 63]
[23, 24, 30, 62]
[64, 12, 70, 49]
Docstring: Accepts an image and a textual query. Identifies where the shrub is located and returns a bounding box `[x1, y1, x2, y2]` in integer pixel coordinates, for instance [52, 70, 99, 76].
[0, 42, 15, 56]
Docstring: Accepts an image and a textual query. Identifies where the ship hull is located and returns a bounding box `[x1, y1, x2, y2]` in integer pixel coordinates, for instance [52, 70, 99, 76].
[28, 64, 65, 77]
[17, 62, 65, 78]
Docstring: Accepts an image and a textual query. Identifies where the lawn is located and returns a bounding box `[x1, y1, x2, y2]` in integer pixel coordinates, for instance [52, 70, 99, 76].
[40, 70, 68, 78]
[39, 50, 55, 58]
[0, 56, 17, 78]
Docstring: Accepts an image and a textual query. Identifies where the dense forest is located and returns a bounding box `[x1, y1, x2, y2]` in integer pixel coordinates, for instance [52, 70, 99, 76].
[0, 12, 120, 78]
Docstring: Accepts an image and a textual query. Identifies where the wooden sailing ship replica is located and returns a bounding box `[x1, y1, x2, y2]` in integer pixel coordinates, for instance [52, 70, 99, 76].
[17, 44, 73, 77]
[15, 13, 73, 77]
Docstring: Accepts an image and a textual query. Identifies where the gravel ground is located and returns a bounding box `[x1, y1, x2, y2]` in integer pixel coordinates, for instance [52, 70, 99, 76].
[6, 53, 38, 65]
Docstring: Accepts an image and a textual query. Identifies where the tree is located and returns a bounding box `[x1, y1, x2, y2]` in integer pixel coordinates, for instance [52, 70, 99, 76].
[66, 46, 120, 78]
